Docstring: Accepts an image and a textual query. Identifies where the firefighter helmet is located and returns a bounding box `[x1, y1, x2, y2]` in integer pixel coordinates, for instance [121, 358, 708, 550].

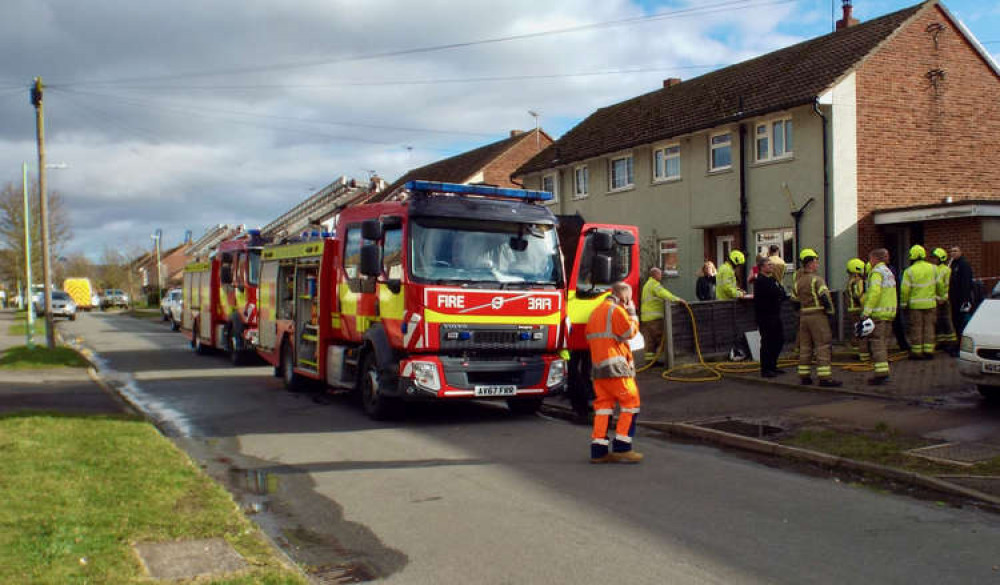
[909, 244, 926, 260]
[855, 317, 875, 338]
[846, 258, 865, 275]
[933, 247, 948, 262]
[728, 250, 746, 265]
[799, 248, 819, 263]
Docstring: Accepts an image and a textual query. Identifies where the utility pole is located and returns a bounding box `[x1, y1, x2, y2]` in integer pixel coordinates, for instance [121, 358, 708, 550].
[32, 77, 55, 349]
[22, 162, 34, 348]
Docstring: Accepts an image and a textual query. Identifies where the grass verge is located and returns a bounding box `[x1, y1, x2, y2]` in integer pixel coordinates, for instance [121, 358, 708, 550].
[0, 413, 305, 584]
[0, 345, 88, 370]
[8, 320, 48, 338]
[781, 426, 1000, 477]
[127, 307, 163, 322]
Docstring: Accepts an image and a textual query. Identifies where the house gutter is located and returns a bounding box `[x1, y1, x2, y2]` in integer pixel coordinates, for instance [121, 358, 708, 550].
[738, 122, 749, 282]
[813, 98, 831, 283]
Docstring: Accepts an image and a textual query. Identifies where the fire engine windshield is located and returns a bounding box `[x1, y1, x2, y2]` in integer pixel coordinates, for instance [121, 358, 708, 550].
[410, 218, 561, 286]
[247, 250, 261, 286]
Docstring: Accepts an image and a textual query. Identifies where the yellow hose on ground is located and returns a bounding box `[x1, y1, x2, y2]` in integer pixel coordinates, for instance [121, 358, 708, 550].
[639, 300, 910, 383]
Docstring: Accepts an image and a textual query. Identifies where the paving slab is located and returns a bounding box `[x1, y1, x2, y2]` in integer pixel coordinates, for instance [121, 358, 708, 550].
[133, 538, 247, 580]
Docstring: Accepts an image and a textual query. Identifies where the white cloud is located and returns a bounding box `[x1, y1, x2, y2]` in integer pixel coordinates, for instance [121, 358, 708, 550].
[0, 0, 819, 259]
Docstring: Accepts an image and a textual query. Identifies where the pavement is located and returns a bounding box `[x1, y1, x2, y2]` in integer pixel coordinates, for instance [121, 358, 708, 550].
[0, 309, 126, 416]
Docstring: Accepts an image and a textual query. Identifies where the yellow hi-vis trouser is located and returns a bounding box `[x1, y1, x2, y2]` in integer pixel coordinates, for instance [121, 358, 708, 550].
[639, 318, 663, 363]
[798, 311, 833, 379]
[908, 308, 936, 356]
[871, 320, 892, 377]
[850, 311, 870, 362]
[936, 302, 957, 344]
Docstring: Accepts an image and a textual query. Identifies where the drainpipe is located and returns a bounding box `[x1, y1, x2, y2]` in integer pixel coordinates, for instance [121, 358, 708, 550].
[813, 98, 831, 283]
[738, 122, 749, 283]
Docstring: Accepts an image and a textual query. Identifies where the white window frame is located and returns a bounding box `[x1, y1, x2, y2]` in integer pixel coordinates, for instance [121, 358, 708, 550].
[541, 172, 559, 205]
[659, 238, 680, 277]
[754, 228, 795, 266]
[608, 153, 634, 192]
[652, 143, 681, 183]
[573, 165, 589, 199]
[754, 115, 794, 162]
[716, 235, 735, 267]
[709, 132, 733, 172]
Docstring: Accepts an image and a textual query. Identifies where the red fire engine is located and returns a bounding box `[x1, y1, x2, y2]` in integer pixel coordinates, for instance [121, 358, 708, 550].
[181, 229, 269, 364]
[254, 181, 636, 419]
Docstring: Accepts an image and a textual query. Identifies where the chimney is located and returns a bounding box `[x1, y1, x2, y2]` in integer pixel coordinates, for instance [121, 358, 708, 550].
[663, 77, 682, 89]
[510, 130, 524, 137]
[836, 0, 859, 30]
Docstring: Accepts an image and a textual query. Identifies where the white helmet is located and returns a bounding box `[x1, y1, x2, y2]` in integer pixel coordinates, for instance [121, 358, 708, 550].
[855, 318, 875, 338]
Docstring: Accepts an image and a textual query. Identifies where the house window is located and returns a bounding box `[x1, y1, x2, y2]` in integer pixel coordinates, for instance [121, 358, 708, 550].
[659, 238, 679, 277]
[755, 116, 794, 161]
[709, 132, 732, 171]
[754, 228, 795, 266]
[573, 165, 589, 199]
[541, 172, 558, 203]
[608, 154, 634, 191]
[653, 144, 681, 182]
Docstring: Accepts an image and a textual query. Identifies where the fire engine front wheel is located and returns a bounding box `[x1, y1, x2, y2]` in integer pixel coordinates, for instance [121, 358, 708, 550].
[361, 353, 401, 420]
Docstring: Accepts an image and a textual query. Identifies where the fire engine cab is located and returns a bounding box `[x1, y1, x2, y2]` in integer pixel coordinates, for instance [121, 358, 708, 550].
[181, 229, 268, 364]
[256, 181, 634, 419]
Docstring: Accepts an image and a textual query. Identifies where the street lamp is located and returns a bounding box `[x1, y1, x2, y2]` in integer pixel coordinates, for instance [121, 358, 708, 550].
[20, 161, 67, 348]
[151, 229, 162, 300]
[528, 110, 540, 149]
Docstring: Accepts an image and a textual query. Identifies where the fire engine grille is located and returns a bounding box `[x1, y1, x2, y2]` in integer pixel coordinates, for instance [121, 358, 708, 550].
[977, 348, 1000, 361]
[439, 355, 545, 389]
[439, 326, 547, 352]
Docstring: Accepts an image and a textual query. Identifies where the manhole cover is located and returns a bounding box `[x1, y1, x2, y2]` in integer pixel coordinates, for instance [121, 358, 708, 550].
[905, 442, 1000, 467]
[698, 419, 784, 439]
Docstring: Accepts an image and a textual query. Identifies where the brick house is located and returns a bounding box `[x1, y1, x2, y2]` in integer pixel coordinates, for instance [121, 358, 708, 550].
[371, 128, 554, 201]
[134, 242, 193, 294]
[514, 0, 999, 297]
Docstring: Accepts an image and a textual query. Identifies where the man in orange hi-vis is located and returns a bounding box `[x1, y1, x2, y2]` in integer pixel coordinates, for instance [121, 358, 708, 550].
[586, 281, 643, 464]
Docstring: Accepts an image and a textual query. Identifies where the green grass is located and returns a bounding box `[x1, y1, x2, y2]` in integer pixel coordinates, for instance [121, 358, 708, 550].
[0, 345, 88, 370]
[782, 427, 1000, 477]
[0, 414, 305, 584]
[8, 320, 48, 338]
[127, 307, 162, 322]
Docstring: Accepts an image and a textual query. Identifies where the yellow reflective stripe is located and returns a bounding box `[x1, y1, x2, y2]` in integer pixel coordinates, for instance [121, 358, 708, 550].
[426, 308, 561, 325]
[378, 283, 405, 320]
[568, 290, 610, 325]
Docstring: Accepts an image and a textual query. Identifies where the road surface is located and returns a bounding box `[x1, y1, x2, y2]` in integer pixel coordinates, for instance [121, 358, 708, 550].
[63, 312, 1000, 584]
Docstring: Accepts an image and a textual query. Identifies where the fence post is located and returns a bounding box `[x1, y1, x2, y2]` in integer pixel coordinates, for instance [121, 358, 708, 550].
[664, 302, 675, 369]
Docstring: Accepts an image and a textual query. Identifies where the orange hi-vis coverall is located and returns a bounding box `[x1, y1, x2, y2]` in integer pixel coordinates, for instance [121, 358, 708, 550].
[586, 297, 641, 459]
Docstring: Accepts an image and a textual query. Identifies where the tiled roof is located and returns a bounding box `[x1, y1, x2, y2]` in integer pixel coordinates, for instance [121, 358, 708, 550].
[515, 1, 926, 175]
[372, 129, 548, 201]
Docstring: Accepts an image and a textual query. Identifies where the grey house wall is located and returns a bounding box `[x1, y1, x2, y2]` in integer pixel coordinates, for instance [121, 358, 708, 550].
[523, 103, 835, 299]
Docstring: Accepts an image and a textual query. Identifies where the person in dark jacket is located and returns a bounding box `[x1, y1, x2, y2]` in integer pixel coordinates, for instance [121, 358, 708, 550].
[696, 260, 717, 301]
[754, 256, 787, 377]
[949, 246, 975, 340]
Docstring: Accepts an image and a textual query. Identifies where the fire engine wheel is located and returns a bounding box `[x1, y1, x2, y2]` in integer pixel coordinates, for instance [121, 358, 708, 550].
[361, 353, 401, 420]
[281, 342, 305, 392]
[506, 397, 544, 415]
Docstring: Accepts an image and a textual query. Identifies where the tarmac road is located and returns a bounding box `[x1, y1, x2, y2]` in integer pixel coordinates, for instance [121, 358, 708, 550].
[64, 312, 1000, 585]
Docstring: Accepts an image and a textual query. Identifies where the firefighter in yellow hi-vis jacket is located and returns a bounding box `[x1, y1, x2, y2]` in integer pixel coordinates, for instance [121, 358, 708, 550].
[900, 244, 937, 359]
[930, 247, 957, 350]
[715, 250, 746, 300]
[846, 258, 869, 362]
[639, 267, 682, 363]
[794, 249, 842, 387]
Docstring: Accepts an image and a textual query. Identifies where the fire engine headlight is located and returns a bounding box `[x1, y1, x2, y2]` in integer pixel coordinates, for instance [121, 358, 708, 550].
[960, 336, 975, 354]
[411, 361, 441, 391]
[546, 359, 566, 387]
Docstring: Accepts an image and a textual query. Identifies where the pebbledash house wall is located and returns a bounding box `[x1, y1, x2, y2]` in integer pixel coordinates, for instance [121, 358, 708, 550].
[855, 4, 1000, 267]
[520, 104, 827, 300]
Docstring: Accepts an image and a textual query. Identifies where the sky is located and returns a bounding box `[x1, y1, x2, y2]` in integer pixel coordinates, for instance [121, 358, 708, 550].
[0, 0, 997, 260]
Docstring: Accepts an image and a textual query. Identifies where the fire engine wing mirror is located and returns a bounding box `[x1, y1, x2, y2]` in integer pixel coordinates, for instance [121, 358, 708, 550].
[386, 279, 402, 294]
[591, 254, 614, 285]
[362, 219, 383, 241]
[220, 265, 233, 285]
[360, 244, 381, 277]
[592, 231, 614, 253]
[613, 231, 635, 246]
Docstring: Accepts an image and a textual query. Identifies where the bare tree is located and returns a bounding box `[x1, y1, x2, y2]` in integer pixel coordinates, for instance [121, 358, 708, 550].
[0, 179, 73, 292]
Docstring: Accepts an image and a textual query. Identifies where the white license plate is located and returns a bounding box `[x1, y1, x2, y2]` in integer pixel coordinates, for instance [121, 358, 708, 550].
[982, 362, 1000, 374]
[474, 385, 517, 397]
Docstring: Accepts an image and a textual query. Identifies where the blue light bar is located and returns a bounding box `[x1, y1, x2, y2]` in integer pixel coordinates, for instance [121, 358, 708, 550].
[405, 180, 553, 202]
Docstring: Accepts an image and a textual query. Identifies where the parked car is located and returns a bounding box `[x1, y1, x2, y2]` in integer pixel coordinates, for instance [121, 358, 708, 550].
[101, 288, 130, 309]
[957, 297, 1000, 401]
[34, 290, 77, 320]
[160, 288, 183, 329]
